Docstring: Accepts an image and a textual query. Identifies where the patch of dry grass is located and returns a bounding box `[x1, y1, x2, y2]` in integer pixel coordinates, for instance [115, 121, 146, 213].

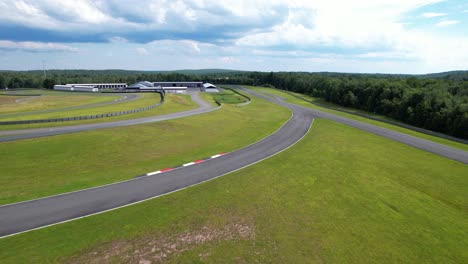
[68, 219, 254, 264]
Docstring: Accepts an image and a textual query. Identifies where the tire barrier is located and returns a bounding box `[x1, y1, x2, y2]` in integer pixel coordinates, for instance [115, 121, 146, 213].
[278, 89, 468, 144]
[0, 92, 165, 125]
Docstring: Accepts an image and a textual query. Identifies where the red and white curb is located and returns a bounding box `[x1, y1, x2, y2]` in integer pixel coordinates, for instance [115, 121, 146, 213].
[143, 153, 228, 177]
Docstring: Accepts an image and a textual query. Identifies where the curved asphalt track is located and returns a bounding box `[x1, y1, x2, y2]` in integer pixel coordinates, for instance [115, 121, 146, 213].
[0, 87, 466, 238]
[0, 90, 314, 237]
[0, 92, 218, 142]
[234, 86, 468, 164]
[236, 86, 468, 164]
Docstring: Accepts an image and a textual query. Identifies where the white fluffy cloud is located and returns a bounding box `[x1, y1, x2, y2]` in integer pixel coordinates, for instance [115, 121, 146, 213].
[135, 47, 149, 55]
[0, 0, 466, 73]
[435, 20, 460, 27]
[421, 12, 447, 18]
[0, 40, 77, 52]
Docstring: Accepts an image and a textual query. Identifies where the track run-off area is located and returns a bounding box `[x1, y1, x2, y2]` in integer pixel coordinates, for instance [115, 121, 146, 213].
[0, 92, 216, 142]
[0, 93, 140, 119]
[0, 87, 466, 238]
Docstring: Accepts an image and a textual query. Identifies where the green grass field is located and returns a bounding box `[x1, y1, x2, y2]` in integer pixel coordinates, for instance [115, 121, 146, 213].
[0, 95, 290, 204]
[212, 88, 248, 104]
[0, 92, 120, 115]
[0, 92, 159, 122]
[0, 118, 465, 263]
[0, 94, 197, 131]
[248, 86, 468, 151]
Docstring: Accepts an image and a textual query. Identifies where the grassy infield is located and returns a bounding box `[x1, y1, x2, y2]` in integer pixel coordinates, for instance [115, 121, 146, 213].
[0, 93, 197, 131]
[0, 93, 120, 115]
[0, 93, 161, 122]
[0, 87, 466, 263]
[212, 89, 249, 104]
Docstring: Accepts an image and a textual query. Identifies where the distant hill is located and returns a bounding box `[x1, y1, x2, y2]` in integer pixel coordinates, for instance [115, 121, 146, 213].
[150, 69, 248, 75]
[18, 69, 248, 76]
[420, 70, 468, 81]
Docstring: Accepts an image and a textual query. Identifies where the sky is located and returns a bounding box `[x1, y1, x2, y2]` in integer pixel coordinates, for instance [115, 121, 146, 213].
[0, 0, 467, 73]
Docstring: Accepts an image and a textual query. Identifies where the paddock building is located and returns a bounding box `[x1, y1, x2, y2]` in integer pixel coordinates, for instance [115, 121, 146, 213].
[53, 83, 127, 92]
[126, 81, 218, 94]
[127, 81, 203, 94]
[66, 83, 127, 89]
[203, 83, 219, 93]
[153, 81, 203, 88]
[53, 85, 99, 92]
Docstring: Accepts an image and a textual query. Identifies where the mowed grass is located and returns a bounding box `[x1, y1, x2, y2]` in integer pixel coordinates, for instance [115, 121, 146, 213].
[0, 95, 290, 204]
[0, 94, 196, 131]
[212, 89, 248, 104]
[0, 119, 466, 263]
[0, 93, 120, 115]
[0, 92, 158, 122]
[248, 86, 468, 151]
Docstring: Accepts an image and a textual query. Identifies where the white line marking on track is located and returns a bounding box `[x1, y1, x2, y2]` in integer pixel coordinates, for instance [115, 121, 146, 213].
[0, 91, 315, 239]
[146, 171, 161, 176]
[183, 162, 195, 167]
[0, 116, 313, 240]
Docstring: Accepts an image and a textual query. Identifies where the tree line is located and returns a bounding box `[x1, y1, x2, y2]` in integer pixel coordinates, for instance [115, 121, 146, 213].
[246, 71, 468, 139]
[1, 70, 466, 139]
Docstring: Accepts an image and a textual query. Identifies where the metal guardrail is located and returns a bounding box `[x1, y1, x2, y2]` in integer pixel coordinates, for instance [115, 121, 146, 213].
[0, 92, 165, 125]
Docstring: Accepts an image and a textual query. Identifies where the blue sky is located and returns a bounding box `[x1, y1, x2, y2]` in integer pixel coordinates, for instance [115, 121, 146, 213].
[0, 0, 467, 73]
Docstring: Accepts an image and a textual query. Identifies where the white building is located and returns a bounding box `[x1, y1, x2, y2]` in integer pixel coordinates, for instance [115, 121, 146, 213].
[66, 83, 127, 89]
[162, 86, 187, 94]
[203, 83, 219, 93]
[53, 85, 99, 92]
[153, 81, 202, 88]
[54, 83, 127, 92]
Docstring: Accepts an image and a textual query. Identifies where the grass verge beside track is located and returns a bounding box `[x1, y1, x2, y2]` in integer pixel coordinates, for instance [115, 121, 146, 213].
[212, 88, 248, 104]
[247, 86, 468, 151]
[0, 94, 195, 131]
[0, 93, 120, 115]
[0, 119, 466, 263]
[0, 93, 158, 122]
[0, 95, 290, 204]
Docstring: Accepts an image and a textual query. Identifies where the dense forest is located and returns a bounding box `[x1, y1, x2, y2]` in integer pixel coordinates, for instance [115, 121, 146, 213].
[1, 69, 467, 139]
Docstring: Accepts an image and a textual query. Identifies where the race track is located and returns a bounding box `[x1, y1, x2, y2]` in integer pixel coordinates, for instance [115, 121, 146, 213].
[0, 87, 466, 238]
[235, 87, 468, 164]
[0, 92, 218, 142]
[0, 91, 314, 237]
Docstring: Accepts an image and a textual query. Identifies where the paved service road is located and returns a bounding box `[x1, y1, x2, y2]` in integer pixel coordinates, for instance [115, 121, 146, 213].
[0, 92, 218, 142]
[0, 91, 314, 237]
[234, 86, 468, 164]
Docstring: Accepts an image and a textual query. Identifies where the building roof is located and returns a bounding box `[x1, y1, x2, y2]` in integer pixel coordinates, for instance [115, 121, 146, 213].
[128, 81, 154, 88]
[162, 86, 187, 89]
[203, 83, 216, 88]
[154, 81, 203, 84]
[67, 83, 127, 86]
[132, 81, 154, 87]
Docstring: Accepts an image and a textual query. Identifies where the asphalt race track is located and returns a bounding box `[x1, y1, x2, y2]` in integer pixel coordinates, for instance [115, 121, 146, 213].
[234, 86, 468, 164]
[0, 87, 466, 238]
[0, 92, 218, 142]
[0, 91, 314, 237]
